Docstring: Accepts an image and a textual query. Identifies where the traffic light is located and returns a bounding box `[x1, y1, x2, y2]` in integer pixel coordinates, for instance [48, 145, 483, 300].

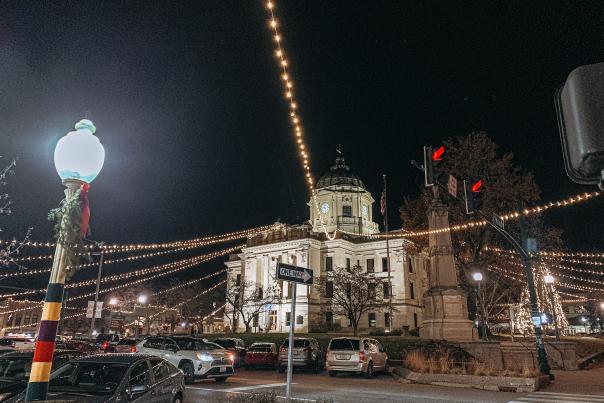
[555, 62, 604, 185]
[464, 179, 483, 214]
[423, 145, 445, 187]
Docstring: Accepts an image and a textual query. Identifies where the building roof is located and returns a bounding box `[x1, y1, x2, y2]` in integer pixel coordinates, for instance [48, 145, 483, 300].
[316, 152, 366, 190]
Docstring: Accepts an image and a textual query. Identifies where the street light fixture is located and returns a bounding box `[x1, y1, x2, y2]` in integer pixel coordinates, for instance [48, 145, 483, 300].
[472, 272, 487, 340]
[543, 274, 560, 341]
[26, 119, 105, 402]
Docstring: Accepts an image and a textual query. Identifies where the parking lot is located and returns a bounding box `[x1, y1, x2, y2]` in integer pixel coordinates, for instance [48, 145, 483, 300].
[183, 368, 523, 403]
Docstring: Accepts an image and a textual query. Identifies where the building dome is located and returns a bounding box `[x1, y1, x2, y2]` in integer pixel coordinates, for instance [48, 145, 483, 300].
[316, 151, 366, 190]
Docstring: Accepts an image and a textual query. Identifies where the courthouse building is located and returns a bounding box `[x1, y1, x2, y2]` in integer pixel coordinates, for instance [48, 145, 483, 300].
[224, 153, 428, 333]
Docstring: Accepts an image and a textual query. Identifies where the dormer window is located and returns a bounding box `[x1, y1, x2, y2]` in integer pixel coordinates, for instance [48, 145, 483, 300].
[342, 205, 352, 217]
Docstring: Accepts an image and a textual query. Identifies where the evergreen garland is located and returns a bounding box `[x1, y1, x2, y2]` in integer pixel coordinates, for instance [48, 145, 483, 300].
[48, 188, 88, 279]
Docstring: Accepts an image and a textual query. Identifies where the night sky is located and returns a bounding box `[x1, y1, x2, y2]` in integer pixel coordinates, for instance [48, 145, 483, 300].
[2, 0, 604, 253]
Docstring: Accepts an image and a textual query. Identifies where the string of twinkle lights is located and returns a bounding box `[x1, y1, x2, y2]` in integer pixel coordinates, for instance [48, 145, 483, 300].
[263, 1, 337, 241]
[3, 242, 235, 278]
[489, 249, 604, 277]
[485, 246, 604, 266]
[338, 190, 601, 239]
[0, 245, 241, 299]
[124, 280, 226, 328]
[4, 223, 280, 252]
[0, 269, 228, 317]
[192, 303, 226, 325]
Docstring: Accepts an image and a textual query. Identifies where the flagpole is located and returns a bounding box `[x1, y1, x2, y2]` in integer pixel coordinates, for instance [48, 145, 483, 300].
[382, 174, 393, 333]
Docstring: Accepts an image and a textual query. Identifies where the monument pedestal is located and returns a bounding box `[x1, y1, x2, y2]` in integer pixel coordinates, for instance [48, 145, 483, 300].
[419, 286, 474, 341]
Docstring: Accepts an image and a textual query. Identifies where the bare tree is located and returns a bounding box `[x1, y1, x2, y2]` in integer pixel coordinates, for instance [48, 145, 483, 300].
[225, 277, 276, 333]
[319, 265, 389, 336]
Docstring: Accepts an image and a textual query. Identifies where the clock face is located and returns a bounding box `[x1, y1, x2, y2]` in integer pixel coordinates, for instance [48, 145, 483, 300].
[362, 205, 368, 216]
[320, 202, 330, 213]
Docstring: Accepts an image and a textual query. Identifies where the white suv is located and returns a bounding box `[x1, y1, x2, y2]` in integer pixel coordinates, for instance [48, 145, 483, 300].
[136, 336, 234, 384]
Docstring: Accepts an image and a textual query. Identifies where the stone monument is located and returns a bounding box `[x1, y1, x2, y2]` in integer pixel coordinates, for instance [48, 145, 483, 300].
[419, 191, 474, 341]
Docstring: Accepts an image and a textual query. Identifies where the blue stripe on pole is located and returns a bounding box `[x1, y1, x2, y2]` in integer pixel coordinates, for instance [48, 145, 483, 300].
[45, 283, 64, 303]
[25, 381, 49, 401]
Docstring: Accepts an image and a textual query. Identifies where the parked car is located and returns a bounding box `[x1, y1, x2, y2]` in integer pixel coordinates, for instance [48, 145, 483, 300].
[277, 337, 323, 373]
[115, 338, 141, 353]
[0, 349, 84, 401]
[325, 337, 388, 378]
[8, 354, 185, 403]
[95, 334, 120, 353]
[213, 338, 246, 367]
[0, 338, 34, 351]
[136, 336, 234, 384]
[244, 343, 278, 369]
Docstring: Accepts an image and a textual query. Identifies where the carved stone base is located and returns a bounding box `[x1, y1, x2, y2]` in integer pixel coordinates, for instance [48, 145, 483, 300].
[419, 287, 474, 341]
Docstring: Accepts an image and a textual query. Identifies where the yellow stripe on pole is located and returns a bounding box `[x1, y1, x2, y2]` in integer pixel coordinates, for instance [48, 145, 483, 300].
[29, 362, 52, 382]
[41, 302, 62, 321]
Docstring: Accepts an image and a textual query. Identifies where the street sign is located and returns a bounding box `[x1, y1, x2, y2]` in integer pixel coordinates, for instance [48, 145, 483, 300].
[493, 214, 504, 230]
[448, 174, 458, 198]
[86, 301, 103, 318]
[276, 263, 313, 285]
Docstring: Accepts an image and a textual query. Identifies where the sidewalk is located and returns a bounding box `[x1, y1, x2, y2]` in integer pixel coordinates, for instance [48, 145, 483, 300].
[542, 367, 604, 396]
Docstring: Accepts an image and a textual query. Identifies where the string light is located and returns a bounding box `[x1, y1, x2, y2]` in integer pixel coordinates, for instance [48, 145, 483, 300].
[0, 245, 242, 299]
[9, 223, 280, 252]
[262, 0, 337, 241]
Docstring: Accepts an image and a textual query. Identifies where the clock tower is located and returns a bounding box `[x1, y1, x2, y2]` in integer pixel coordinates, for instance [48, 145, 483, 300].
[308, 150, 380, 235]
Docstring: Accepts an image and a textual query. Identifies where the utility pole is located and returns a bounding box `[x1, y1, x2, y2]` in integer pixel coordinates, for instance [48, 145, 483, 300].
[90, 248, 104, 337]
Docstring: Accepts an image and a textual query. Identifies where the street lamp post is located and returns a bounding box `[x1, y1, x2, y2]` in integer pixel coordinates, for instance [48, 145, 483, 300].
[543, 274, 560, 342]
[472, 272, 487, 340]
[26, 119, 104, 402]
[138, 294, 149, 335]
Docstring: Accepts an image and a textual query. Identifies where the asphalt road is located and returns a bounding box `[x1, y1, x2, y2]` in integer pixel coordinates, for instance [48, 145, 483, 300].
[183, 368, 523, 403]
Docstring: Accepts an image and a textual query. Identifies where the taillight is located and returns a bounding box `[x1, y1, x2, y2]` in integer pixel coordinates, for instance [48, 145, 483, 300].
[130, 345, 137, 353]
[359, 351, 366, 362]
[102, 341, 109, 350]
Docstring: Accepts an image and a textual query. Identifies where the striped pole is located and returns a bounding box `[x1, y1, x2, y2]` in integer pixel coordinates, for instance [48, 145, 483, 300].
[26, 180, 82, 401]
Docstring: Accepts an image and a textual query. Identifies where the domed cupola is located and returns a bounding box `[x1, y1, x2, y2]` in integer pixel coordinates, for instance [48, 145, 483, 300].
[308, 148, 379, 235]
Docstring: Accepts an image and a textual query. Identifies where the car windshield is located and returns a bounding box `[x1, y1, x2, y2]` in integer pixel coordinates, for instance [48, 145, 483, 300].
[174, 338, 215, 351]
[117, 339, 138, 346]
[249, 345, 272, 352]
[282, 340, 309, 348]
[0, 356, 32, 381]
[329, 339, 360, 351]
[214, 339, 235, 348]
[48, 362, 128, 395]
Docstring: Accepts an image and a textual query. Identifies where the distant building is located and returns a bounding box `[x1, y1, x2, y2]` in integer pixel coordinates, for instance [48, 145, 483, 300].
[224, 152, 428, 334]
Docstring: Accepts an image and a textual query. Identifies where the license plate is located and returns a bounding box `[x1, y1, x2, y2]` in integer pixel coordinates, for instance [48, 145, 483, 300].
[220, 367, 226, 373]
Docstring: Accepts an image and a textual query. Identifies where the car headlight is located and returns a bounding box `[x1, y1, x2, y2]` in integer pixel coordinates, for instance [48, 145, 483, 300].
[195, 352, 213, 362]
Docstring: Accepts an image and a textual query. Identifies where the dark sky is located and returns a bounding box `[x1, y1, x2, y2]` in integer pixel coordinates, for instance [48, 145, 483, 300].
[2, 0, 604, 251]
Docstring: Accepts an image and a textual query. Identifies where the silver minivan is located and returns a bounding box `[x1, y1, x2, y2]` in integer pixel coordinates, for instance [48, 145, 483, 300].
[326, 337, 388, 377]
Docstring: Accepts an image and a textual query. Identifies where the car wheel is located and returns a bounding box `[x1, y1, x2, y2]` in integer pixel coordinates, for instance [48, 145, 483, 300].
[364, 362, 373, 378]
[180, 362, 195, 384]
[214, 376, 228, 383]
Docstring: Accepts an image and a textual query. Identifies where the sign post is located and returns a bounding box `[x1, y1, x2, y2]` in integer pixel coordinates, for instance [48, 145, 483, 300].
[276, 263, 313, 399]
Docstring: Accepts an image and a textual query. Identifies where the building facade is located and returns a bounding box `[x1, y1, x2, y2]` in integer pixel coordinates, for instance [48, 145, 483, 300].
[224, 153, 428, 334]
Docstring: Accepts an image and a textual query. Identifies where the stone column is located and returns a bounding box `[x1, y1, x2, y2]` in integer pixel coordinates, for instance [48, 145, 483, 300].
[419, 195, 474, 341]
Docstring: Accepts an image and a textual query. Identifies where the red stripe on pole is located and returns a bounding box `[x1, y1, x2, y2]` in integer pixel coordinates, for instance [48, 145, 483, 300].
[32, 340, 55, 363]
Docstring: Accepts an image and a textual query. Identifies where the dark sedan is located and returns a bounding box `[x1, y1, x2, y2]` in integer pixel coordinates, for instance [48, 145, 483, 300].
[0, 349, 84, 401]
[213, 338, 246, 367]
[9, 354, 184, 403]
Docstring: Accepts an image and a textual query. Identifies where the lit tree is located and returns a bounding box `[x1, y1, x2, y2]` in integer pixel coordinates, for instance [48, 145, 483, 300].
[319, 264, 389, 336]
[225, 277, 276, 333]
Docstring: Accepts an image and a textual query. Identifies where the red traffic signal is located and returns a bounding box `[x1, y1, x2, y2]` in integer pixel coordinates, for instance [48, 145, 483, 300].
[471, 179, 483, 193]
[432, 146, 445, 161]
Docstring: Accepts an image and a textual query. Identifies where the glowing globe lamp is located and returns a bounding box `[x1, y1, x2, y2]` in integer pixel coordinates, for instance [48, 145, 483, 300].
[54, 119, 105, 183]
